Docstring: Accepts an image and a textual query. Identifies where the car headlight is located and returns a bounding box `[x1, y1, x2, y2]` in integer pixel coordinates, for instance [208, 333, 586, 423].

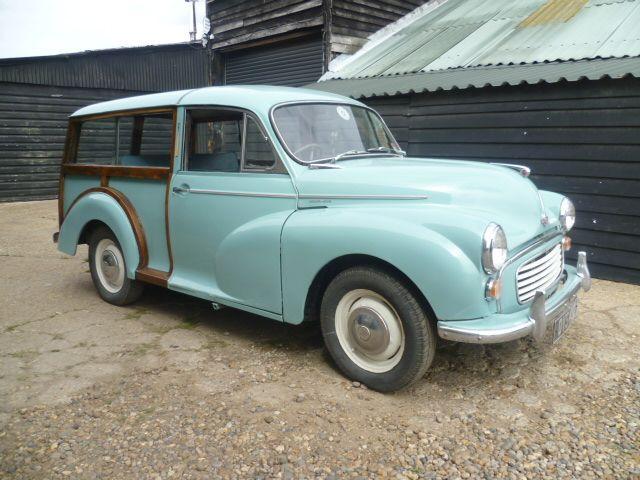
[482, 223, 508, 274]
[559, 197, 575, 232]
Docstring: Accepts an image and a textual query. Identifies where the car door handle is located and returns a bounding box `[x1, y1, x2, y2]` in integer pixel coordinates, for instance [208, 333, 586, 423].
[172, 184, 190, 195]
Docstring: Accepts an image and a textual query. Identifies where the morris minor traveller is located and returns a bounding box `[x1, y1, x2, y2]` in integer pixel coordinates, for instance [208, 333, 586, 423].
[55, 86, 591, 392]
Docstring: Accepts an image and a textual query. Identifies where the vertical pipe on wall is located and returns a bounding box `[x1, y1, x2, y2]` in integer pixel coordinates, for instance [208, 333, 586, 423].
[322, 0, 333, 73]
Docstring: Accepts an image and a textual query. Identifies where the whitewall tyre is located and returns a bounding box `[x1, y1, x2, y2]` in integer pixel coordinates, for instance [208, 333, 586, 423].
[320, 266, 436, 392]
[88, 226, 144, 306]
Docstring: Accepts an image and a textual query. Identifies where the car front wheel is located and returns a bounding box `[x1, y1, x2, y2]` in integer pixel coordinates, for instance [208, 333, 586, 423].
[88, 226, 144, 306]
[320, 266, 436, 392]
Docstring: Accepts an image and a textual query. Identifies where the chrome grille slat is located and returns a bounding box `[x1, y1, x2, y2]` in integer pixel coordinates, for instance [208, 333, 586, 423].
[516, 243, 563, 303]
[518, 248, 560, 273]
[518, 264, 562, 297]
[518, 261, 562, 290]
[517, 250, 562, 282]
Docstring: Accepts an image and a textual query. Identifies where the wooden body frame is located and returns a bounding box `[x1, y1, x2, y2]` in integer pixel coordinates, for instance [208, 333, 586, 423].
[58, 107, 178, 287]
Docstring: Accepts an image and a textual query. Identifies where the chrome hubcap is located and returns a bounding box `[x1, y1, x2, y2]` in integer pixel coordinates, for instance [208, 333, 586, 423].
[335, 289, 405, 373]
[101, 251, 119, 284]
[95, 238, 125, 294]
[349, 307, 390, 356]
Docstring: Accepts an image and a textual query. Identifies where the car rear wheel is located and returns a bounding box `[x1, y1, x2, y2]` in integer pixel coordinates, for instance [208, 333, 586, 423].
[320, 266, 436, 392]
[88, 226, 144, 305]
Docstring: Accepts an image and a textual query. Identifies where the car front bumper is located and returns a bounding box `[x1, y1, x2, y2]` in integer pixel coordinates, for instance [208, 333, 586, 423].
[437, 251, 591, 344]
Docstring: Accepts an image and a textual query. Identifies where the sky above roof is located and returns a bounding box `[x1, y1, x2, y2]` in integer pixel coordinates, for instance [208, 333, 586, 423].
[0, 0, 207, 59]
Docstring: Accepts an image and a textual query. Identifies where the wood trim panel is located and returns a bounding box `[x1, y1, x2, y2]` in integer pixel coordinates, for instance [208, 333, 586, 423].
[131, 116, 145, 155]
[165, 109, 178, 277]
[58, 121, 80, 227]
[135, 267, 169, 288]
[71, 107, 175, 122]
[62, 164, 170, 181]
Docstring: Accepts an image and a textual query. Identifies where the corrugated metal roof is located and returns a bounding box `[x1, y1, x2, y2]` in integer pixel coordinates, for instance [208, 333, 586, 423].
[0, 43, 210, 92]
[307, 56, 640, 98]
[320, 0, 640, 82]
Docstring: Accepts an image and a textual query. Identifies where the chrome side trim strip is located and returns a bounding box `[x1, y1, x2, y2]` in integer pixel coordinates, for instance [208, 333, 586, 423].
[184, 189, 427, 201]
[187, 188, 297, 199]
[298, 194, 428, 200]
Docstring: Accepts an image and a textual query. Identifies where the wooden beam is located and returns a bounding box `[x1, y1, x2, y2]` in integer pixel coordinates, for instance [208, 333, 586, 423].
[62, 164, 170, 181]
[211, 19, 323, 49]
[135, 267, 169, 287]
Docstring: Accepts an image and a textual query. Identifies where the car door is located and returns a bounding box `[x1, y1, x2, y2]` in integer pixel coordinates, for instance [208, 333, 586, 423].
[168, 107, 297, 315]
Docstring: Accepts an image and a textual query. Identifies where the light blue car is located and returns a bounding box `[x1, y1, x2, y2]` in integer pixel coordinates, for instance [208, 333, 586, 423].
[55, 86, 591, 391]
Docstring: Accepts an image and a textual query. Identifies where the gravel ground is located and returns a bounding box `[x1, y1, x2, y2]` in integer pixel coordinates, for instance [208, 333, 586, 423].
[0, 200, 638, 479]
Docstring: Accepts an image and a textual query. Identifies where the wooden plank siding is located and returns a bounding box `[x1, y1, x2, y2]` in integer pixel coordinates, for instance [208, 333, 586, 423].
[0, 82, 148, 202]
[365, 78, 640, 284]
[208, 0, 324, 50]
[330, 0, 428, 54]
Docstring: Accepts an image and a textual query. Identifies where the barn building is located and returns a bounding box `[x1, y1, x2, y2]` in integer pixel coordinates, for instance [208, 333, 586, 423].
[309, 0, 640, 284]
[206, 0, 430, 86]
[0, 43, 209, 202]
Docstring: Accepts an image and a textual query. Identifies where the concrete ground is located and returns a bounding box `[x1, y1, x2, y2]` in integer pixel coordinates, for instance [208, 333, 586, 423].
[0, 200, 638, 479]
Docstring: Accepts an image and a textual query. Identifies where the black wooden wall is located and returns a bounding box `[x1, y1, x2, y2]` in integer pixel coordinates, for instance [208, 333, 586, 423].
[0, 83, 149, 202]
[366, 78, 640, 284]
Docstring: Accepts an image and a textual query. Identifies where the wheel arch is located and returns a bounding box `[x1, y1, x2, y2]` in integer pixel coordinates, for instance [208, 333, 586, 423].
[303, 254, 437, 326]
[57, 189, 146, 278]
[78, 219, 109, 245]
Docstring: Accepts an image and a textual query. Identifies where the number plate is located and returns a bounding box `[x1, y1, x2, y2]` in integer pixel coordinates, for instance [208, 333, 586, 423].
[552, 295, 578, 344]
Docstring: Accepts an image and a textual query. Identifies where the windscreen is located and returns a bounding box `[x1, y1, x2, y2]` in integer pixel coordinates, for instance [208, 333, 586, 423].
[272, 103, 400, 163]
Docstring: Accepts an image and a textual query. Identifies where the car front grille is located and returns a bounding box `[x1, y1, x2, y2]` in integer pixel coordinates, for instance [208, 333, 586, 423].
[516, 243, 563, 303]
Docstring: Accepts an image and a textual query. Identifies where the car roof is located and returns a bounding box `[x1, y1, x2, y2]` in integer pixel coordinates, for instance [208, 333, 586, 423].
[70, 85, 363, 118]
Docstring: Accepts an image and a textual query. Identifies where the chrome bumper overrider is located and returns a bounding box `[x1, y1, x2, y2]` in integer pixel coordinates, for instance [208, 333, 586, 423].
[437, 251, 591, 344]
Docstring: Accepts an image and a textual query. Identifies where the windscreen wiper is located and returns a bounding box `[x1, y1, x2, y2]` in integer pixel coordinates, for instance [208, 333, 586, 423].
[306, 149, 386, 168]
[366, 146, 406, 156]
[333, 150, 369, 162]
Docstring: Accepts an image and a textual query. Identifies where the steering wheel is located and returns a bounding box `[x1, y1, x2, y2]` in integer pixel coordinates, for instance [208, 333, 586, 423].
[293, 143, 323, 161]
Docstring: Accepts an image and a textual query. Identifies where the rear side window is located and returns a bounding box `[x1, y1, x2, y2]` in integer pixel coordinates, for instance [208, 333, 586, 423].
[74, 112, 173, 167]
[75, 118, 117, 165]
[138, 115, 173, 158]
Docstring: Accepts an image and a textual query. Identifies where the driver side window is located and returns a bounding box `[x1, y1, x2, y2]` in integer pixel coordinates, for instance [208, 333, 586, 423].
[185, 109, 279, 173]
[186, 110, 242, 172]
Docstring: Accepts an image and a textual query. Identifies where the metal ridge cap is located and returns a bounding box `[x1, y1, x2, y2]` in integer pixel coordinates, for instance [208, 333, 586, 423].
[311, 56, 640, 99]
[319, 54, 640, 83]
